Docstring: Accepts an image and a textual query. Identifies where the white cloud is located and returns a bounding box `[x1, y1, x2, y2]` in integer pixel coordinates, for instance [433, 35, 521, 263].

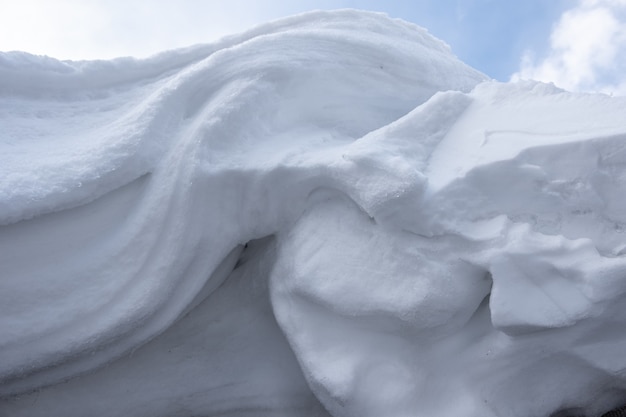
[0, 0, 283, 60]
[511, 0, 626, 95]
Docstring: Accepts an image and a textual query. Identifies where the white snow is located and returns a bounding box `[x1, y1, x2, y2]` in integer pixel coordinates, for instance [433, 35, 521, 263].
[1, 9, 626, 417]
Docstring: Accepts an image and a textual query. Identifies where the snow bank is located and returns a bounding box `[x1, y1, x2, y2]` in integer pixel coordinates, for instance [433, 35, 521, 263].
[2, 9, 626, 417]
[271, 82, 626, 417]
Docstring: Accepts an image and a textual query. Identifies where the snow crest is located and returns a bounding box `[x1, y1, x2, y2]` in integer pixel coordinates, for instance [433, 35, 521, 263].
[2, 9, 626, 417]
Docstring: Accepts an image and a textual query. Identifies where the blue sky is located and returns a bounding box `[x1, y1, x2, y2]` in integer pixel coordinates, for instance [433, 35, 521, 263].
[1, 0, 625, 94]
[326, 0, 571, 81]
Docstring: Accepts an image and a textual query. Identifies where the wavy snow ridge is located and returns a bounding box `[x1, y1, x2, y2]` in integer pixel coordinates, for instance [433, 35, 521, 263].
[1, 9, 626, 417]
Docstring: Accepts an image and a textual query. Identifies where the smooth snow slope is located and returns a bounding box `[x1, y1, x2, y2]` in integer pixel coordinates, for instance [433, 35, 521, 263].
[1, 9, 626, 417]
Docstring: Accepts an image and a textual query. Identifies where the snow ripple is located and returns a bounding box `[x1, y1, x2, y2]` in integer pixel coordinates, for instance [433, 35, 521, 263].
[2, 9, 626, 417]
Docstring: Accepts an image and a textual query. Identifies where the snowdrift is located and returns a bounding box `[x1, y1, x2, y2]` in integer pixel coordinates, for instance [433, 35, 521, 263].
[1, 9, 626, 417]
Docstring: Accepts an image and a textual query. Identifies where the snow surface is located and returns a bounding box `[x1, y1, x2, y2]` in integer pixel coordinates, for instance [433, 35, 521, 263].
[1, 9, 626, 417]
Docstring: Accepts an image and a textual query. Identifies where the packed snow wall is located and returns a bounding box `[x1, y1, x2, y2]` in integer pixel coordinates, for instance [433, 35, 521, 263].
[1, 9, 626, 417]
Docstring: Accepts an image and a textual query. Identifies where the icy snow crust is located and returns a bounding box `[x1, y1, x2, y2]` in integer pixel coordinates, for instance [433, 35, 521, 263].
[2, 9, 626, 417]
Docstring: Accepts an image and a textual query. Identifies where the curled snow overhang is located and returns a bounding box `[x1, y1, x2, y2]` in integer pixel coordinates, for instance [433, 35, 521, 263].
[2, 9, 626, 417]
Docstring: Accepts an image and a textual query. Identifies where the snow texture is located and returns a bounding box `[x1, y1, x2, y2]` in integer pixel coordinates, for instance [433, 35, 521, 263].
[1, 9, 626, 417]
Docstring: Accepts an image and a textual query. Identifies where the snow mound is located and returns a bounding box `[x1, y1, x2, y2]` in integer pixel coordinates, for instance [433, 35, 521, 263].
[2, 9, 626, 417]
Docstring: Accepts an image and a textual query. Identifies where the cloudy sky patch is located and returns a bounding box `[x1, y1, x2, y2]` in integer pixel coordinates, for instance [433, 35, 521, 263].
[511, 0, 626, 95]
